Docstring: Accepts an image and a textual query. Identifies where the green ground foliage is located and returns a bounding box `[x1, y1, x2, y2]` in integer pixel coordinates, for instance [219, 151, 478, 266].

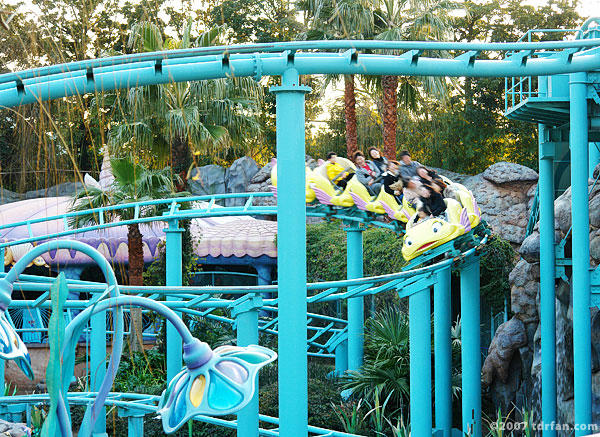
[306, 221, 405, 282]
[479, 234, 516, 314]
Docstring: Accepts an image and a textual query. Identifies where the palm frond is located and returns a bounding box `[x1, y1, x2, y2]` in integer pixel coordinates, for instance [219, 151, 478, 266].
[128, 22, 164, 52]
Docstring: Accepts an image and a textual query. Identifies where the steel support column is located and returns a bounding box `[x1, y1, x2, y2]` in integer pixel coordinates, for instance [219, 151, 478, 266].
[345, 222, 364, 370]
[165, 219, 184, 382]
[570, 71, 592, 435]
[539, 126, 557, 436]
[270, 68, 311, 437]
[461, 259, 481, 437]
[117, 408, 145, 437]
[409, 286, 432, 437]
[334, 339, 348, 375]
[434, 266, 452, 437]
[233, 295, 263, 437]
[91, 299, 107, 436]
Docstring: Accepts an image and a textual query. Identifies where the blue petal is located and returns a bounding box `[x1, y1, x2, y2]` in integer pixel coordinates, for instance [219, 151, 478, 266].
[207, 371, 243, 411]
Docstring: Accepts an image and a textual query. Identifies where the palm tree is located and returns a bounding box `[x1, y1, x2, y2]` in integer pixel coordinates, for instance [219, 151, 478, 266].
[70, 157, 188, 351]
[299, 0, 373, 157]
[373, 0, 459, 159]
[107, 21, 262, 176]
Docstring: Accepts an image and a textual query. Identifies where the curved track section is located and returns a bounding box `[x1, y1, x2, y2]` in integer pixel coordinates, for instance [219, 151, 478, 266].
[0, 39, 599, 109]
[1, 193, 487, 359]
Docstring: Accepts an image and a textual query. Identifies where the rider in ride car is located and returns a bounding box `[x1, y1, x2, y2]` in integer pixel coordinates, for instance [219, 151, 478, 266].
[326, 151, 353, 189]
[416, 166, 446, 193]
[367, 147, 388, 174]
[382, 160, 403, 203]
[353, 151, 382, 195]
[398, 150, 421, 181]
[417, 184, 446, 219]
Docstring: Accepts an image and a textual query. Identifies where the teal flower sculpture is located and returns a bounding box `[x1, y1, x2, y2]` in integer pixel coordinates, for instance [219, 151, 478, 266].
[157, 339, 276, 434]
[0, 279, 34, 380]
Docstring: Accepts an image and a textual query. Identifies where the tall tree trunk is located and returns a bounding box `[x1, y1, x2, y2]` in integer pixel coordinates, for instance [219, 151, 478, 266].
[344, 75, 358, 158]
[382, 75, 399, 160]
[464, 76, 473, 114]
[127, 223, 144, 353]
[171, 136, 192, 188]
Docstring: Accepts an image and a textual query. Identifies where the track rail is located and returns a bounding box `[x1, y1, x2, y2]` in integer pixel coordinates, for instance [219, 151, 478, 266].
[0, 37, 599, 108]
[2, 193, 487, 355]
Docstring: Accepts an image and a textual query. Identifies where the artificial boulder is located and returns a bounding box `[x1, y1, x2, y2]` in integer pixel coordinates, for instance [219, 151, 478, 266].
[486, 167, 600, 433]
[482, 162, 539, 185]
[24, 182, 84, 199]
[463, 162, 538, 245]
[482, 316, 528, 387]
[188, 165, 226, 198]
[519, 232, 540, 264]
[0, 187, 22, 205]
[0, 419, 31, 437]
[509, 259, 540, 325]
[224, 157, 259, 207]
[247, 161, 276, 206]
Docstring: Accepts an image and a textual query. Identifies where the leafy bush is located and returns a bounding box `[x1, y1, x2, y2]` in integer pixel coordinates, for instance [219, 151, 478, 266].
[342, 307, 462, 431]
[479, 235, 516, 314]
[306, 222, 405, 283]
[113, 348, 166, 395]
[341, 307, 410, 413]
[259, 361, 345, 432]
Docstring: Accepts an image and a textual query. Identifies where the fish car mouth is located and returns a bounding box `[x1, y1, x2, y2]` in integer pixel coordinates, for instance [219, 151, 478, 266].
[417, 241, 436, 251]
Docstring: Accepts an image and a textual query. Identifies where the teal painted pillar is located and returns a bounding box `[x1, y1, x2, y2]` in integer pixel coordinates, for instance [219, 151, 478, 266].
[460, 259, 481, 437]
[165, 219, 184, 382]
[270, 68, 311, 437]
[434, 267, 452, 437]
[232, 295, 263, 437]
[570, 71, 592, 435]
[409, 287, 432, 437]
[117, 407, 145, 437]
[334, 339, 348, 375]
[539, 126, 557, 436]
[91, 300, 107, 436]
[345, 222, 364, 370]
[589, 142, 599, 178]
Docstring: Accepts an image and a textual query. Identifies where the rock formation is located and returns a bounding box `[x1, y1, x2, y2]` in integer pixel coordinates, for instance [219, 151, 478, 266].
[0, 419, 31, 437]
[224, 156, 259, 207]
[188, 164, 226, 198]
[482, 164, 600, 432]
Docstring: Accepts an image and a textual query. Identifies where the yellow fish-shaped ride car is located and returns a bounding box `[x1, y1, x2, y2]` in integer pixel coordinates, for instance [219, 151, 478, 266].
[270, 157, 357, 206]
[401, 196, 480, 261]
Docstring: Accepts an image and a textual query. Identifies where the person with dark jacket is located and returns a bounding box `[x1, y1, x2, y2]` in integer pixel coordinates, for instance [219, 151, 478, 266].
[368, 147, 388, 174]
[382, 160, 401, 195]
[416, 166, 446, 193]
[418, 184, 446, 217]
[382, 160, 403, 203]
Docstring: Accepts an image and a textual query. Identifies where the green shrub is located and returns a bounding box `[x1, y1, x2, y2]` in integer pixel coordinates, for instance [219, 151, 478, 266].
[342, 307, 462, 430]
[479, 235, 516, 314]
[259, 361, 345, 432]
[113, 348, 166, 395]
[306, 221, 405, 283]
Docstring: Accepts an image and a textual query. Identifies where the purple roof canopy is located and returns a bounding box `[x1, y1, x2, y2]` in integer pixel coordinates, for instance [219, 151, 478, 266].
[1, 196, 277, 268]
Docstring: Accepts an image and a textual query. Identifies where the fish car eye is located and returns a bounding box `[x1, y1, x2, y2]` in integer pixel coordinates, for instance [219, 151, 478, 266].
[432, 222, 443, 234]
[405, 237, 413, 247]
